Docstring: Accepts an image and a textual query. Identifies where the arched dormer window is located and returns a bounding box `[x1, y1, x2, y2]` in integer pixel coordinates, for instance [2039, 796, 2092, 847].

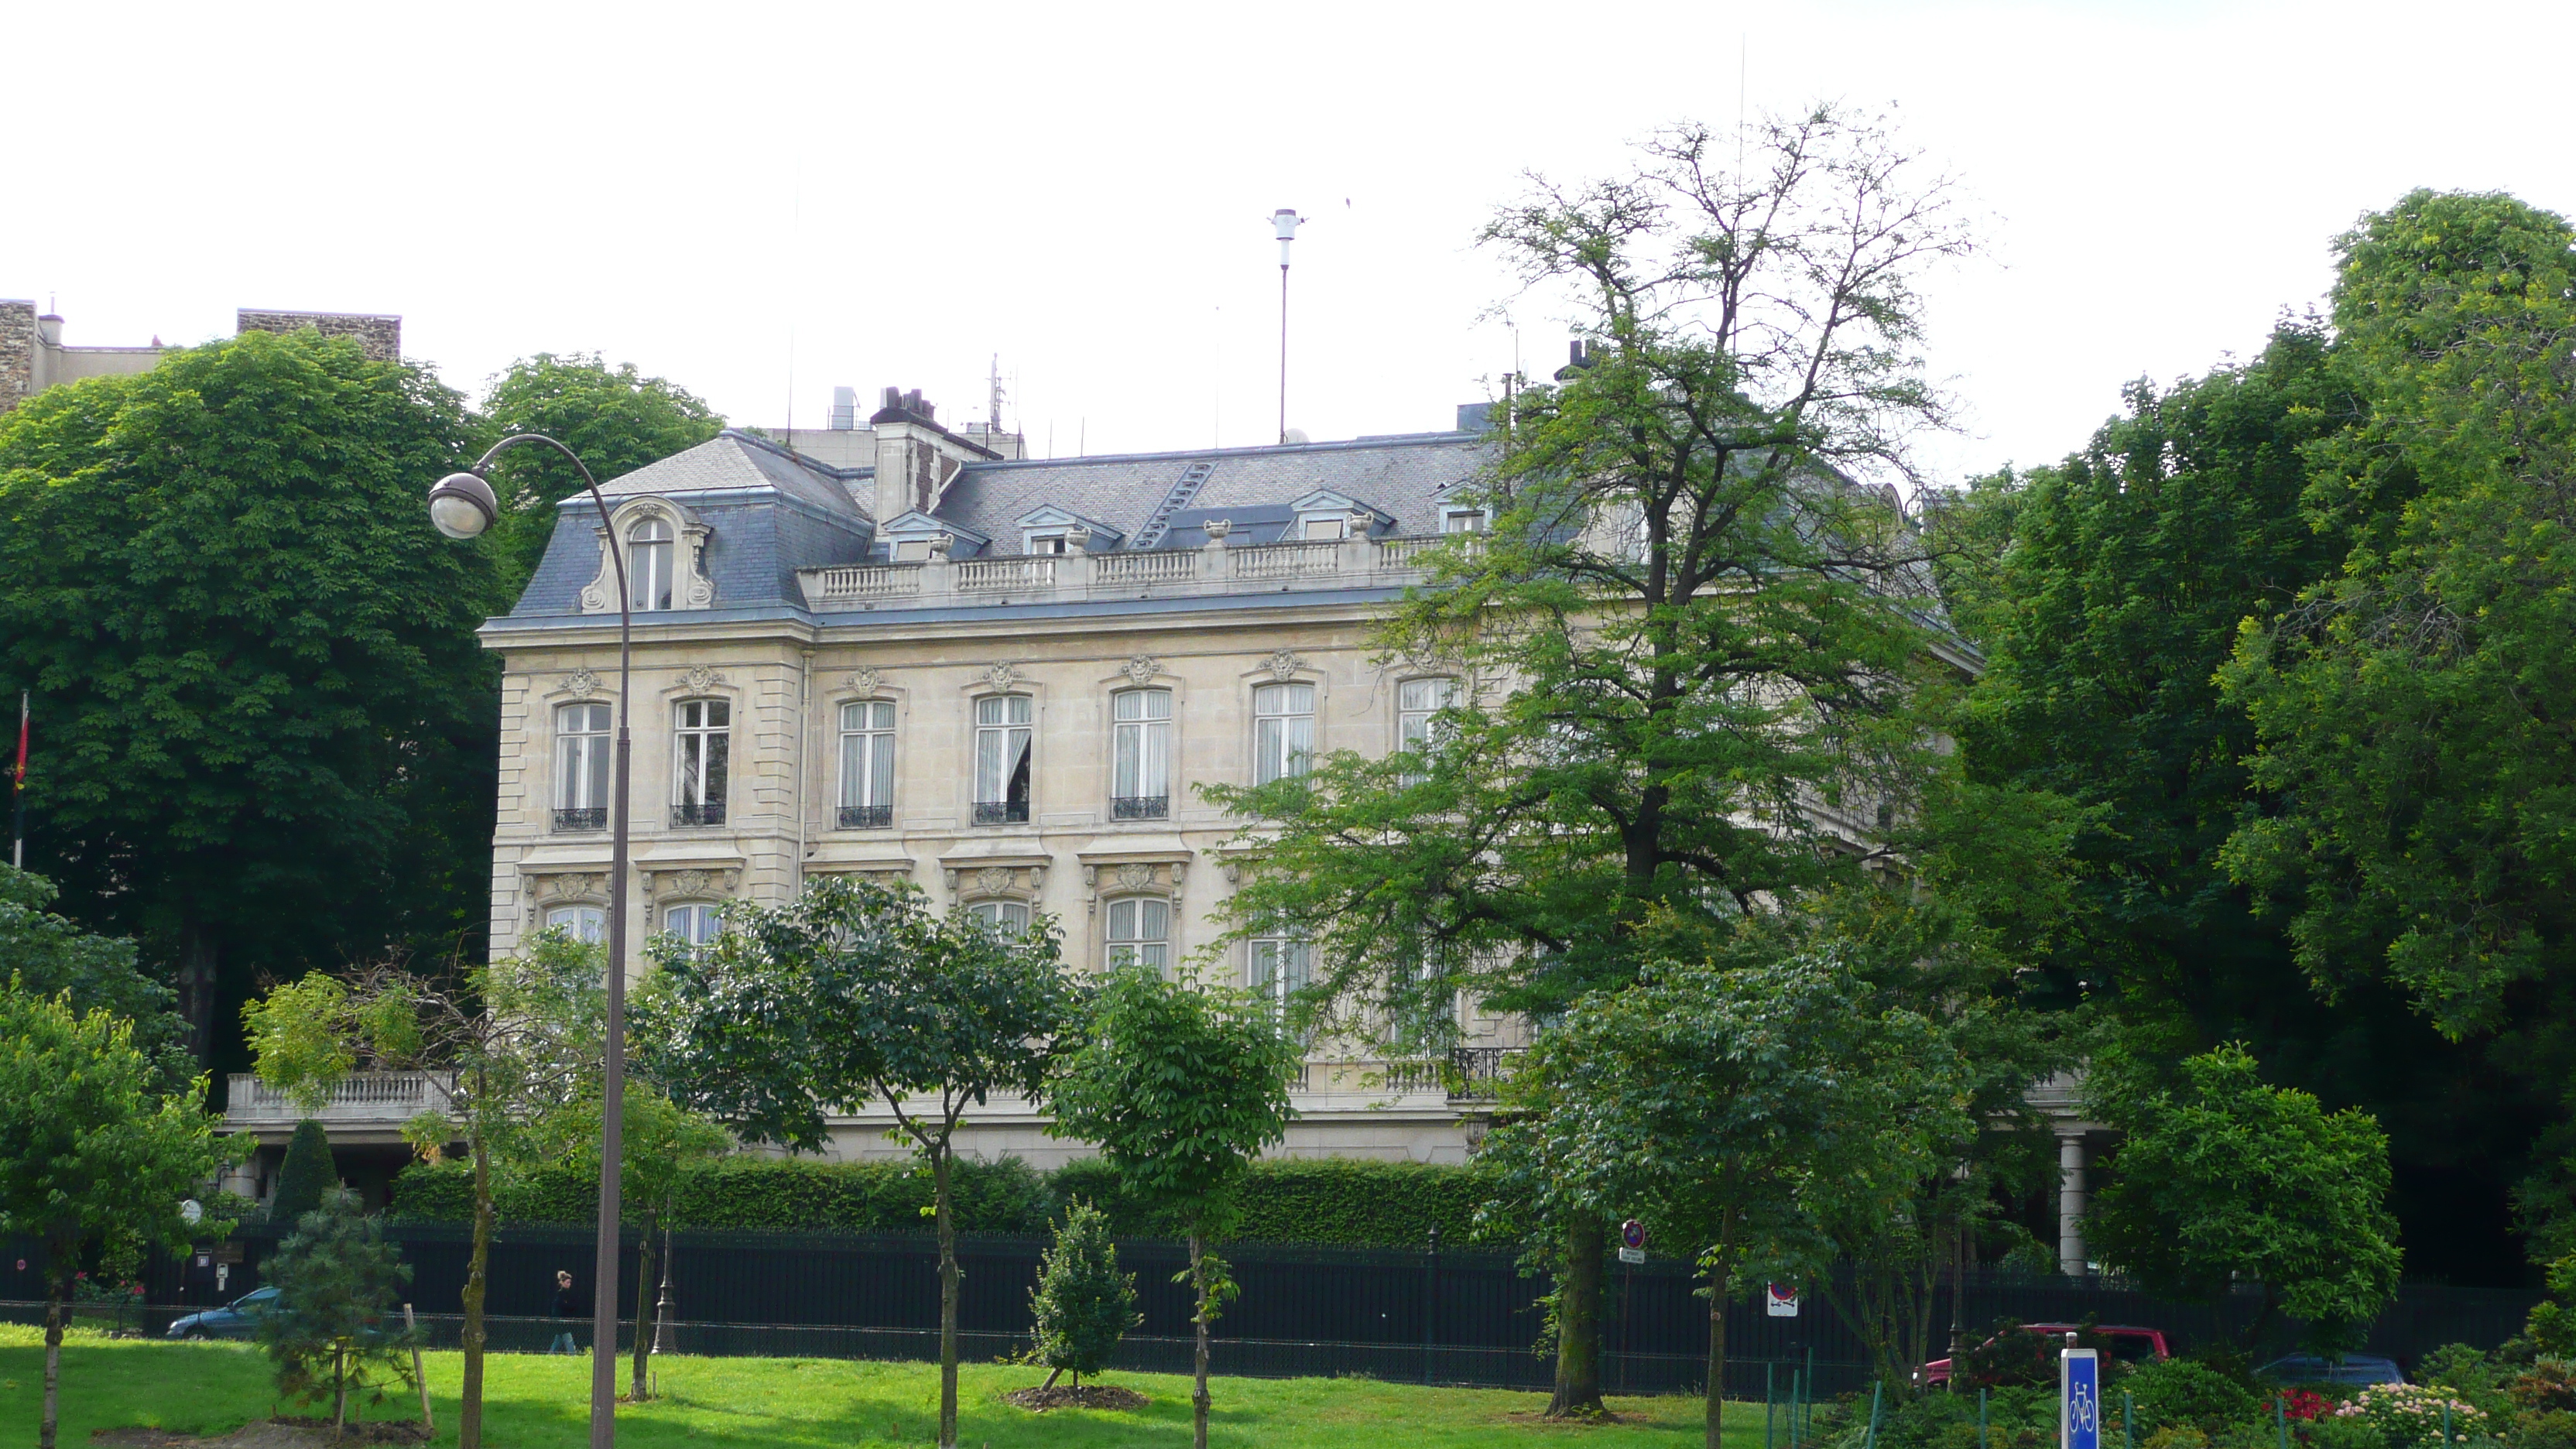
[630, 518, 674, 611]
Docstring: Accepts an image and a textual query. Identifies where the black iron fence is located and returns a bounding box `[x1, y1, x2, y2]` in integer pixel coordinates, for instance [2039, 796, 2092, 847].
[2, 1223, 2541, 1396]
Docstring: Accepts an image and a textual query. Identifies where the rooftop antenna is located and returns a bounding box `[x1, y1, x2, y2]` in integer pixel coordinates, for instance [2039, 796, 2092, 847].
[1737, 33, 1748, 177]
[1273, 208, 1301, 444]
[987, 354, 1005, 436]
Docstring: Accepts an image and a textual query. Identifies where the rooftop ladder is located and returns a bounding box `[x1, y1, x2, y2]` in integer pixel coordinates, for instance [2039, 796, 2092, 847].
[1129, 461, 1216, 550]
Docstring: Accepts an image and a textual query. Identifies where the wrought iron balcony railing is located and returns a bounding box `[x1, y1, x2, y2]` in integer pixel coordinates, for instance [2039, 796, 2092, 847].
[671, 800, 727, 827]
[1447, 1046, 1524, 1101]
[1111, 794, 1168, 820]
[973, 800, 1031, 827]
[552, 807, 607, 832]
[838, 803, 892, 830]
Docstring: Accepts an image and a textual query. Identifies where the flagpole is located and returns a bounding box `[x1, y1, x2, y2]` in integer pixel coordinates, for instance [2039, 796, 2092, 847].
[12, 690, 26, 871]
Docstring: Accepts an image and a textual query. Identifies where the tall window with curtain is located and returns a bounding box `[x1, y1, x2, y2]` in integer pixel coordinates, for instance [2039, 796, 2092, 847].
[838, 699, 896, 828]
[1105, 897, 1170, 973]
[544, 905, 605, 944]
[974, 694, 1033, 825]
[629, 517, 674, 611]
[1250, 936, 1311, 1010]
[967, 900, 1031, 936]
[553, 701, 611, 831]
[1253, 682, 1315, 785]
[1112, 688, 1171, 819]
[673, 698, 729, 826]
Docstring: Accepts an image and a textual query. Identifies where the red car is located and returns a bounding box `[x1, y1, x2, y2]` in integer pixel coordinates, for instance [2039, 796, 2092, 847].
[1919, 1323, 2171, 1386]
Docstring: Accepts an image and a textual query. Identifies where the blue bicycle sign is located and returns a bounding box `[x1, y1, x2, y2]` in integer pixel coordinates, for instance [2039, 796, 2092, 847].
[2061, 1347, 2101, 1449]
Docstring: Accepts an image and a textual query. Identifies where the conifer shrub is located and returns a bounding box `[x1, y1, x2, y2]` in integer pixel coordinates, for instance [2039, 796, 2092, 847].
[268, 1119, 337, 1225]
[1027, 1199, 1139, 1392]
[261, 1190, 417, 1432]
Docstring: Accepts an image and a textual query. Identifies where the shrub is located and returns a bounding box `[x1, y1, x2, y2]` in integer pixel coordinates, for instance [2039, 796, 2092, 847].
[2516, 1409, 2576, 1449]
[1956, 1320, 2132, 1389]
[2509, 1360, 2576, 1414]
[2124, 1358, 2263, 1437]
[2143, 1427, 2210, 1449]
[262, 1190, 416, 1430]
[2333, 1384, 2490, 1448]
[2417, 1343, 2515, 1421]
[269, 1119, 337, 1224]
[1027, 1200, 1139, 1390]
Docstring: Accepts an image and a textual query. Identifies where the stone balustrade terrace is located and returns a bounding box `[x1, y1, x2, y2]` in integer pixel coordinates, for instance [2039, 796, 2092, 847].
[798, 533, 1467, 612]
[225, 1070, 456, 1131]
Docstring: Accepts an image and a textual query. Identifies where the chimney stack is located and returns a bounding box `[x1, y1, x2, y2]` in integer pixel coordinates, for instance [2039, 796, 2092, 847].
[830, 386, 857, 430]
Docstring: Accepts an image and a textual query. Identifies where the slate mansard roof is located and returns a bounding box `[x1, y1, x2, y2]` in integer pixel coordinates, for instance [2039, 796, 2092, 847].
[509, 426, 1492, 619]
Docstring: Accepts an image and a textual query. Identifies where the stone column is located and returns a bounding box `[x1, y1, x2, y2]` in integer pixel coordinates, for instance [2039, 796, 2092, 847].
[2057, 1131, 2088, 1276]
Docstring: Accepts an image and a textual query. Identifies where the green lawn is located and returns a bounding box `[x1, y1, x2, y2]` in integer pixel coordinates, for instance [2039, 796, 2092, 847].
[0, 1325, 1774, 1447]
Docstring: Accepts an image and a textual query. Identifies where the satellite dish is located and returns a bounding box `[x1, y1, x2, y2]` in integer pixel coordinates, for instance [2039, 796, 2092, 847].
[1282, 427, 1311, 445]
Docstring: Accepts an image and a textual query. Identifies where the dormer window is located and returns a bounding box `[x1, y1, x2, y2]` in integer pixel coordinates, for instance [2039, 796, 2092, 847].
[893, 539, 934, 562]
[1442, 508, 1488, 534]
[630, 518, 674, 611]
[1302, 516, 1348, 541]
[1029, 533, 1068, 556]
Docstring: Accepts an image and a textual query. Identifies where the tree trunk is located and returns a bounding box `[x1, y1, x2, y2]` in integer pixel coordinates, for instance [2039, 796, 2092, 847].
[1708, 1215, 1735, 1449]
[1189, 1225, 1213, 1449]
[461, 1124, 492, 1449]
[176, 916, 218, 1066]
[1549, 1217, 1606, 1418]
[936, 1149, 959, 1449]
[631, 1217, 656, 1402]
[40, 1279, 64, 1449]
[334, 1343, 348, 1437]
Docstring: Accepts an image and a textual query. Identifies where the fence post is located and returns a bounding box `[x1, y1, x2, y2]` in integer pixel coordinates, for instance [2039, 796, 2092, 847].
[2124, 1389, 2134, 1449]
[1805, 1345, 1817, 1446]
[2277, 1394, 2290, 1449]
[1980, 1386, 1989, 1449]
[1423, 1224, 1438, 1387]
[1767, 1362, 1776, 1449]
[1867, 1380, 1885, 1449]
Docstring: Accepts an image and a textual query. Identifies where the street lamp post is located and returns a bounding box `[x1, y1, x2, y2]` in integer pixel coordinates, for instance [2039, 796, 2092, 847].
[429, 437, 631, 1449]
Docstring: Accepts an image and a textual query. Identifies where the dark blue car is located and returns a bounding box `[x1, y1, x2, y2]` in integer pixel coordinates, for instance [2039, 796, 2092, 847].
[166, 1286, 279, 1340]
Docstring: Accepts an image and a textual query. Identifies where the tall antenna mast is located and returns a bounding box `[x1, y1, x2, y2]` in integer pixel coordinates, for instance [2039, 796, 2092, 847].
[1273, 208, 1301, 444]
[987, 354, 1005, 436]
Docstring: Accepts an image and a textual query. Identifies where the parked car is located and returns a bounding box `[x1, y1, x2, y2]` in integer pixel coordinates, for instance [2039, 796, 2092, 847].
[2259, 1355, 2405, 1386]
[1920, 1323, 2172, 1386]
[166, 1286, 279, 1340]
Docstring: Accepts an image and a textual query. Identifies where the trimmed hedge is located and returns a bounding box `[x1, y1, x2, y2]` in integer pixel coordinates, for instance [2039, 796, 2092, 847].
[390, 1154, 1512, 1249]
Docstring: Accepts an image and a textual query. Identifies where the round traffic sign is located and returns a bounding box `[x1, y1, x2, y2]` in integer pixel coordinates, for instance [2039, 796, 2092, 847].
[1619, 1218, 1647, 1251]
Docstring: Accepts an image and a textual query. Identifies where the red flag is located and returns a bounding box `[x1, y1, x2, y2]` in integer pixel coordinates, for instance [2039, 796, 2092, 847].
[12, 692, 22, 787]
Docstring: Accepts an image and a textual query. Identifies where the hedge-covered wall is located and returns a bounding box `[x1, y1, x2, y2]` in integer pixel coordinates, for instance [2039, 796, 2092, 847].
[391, 1155, 1512, 1249]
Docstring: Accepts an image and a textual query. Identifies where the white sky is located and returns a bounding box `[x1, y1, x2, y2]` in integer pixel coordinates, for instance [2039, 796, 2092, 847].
[10, 0, 2571, 492]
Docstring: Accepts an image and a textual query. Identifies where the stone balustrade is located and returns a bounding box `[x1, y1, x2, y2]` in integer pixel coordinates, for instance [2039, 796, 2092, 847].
[798, 534, 1464, 611]
[224, 1070, 454, 1130]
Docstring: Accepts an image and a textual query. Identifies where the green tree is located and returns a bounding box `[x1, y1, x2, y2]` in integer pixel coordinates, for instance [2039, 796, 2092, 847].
[0, 863, 190, 1091]
[269, 1118, 340, 1224]
[2085, 1044, 2400, 1347]
[1488, 947, 1971, 1447]
[1027, 1198, 1141, 1399]
[2215, 192, 2576, 1257]
[0, 329, 505, 1065]
[638, 876, 1076, 1449]
[1042, 965, 1301, 1449]
[243, 933, 602, 1449]
[526, 1084, 730, 1401]
[1946, 312, 2543, 1283]
[0, 980, 235, 1449]
[260, 1190, 417, 1436]
[475, 353, 724, 592]
[1207, 106, 1982, 1416]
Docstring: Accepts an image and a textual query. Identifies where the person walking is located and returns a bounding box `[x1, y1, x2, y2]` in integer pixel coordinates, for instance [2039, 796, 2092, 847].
[549, 1269, 579, 1355]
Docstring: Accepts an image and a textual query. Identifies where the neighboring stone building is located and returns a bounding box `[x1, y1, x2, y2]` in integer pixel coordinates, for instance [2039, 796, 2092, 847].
[0, 300, 400, 413]
[468, 386, 1511, 1166]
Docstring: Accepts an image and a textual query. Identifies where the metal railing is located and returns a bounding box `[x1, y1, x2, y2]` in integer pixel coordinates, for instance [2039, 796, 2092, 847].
[1447, 1046, 1524, 1101]
[972, 800, 1030, 827]
[672, 801, 726, 827]
[796, 536, 1450, 612]
[837, 803, 892, 830]
[1111, 794, 1168, 820]
[552, 806, 607, 832]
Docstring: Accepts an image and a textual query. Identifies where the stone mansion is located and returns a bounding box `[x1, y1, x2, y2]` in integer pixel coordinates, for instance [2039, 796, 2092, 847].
[480, 389, 1515, 1165]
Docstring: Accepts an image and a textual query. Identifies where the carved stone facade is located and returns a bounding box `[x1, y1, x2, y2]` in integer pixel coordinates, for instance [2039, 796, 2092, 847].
[481, 417, 1515, 1166]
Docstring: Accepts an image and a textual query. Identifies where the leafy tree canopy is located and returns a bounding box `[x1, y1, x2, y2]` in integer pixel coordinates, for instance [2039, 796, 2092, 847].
[0, 863, 190, 1089]
[0, 329, 504, 1066]
[2086, 1044, 2400, 1346]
